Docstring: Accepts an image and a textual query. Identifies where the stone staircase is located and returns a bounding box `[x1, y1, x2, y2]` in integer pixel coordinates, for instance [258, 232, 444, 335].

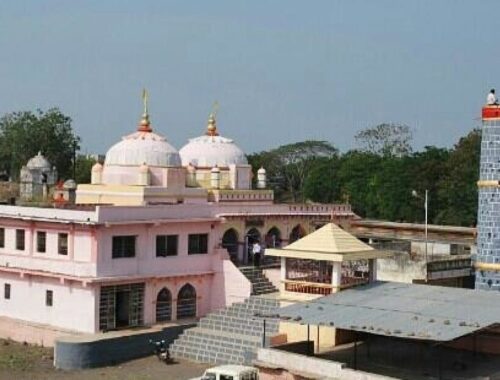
[239, 266, 278, 295]
[170, 296, 280, 365]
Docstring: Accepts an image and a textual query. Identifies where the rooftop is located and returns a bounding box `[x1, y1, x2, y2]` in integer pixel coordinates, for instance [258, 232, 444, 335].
[266, 223, 391, 262]
[274, 281, 500, 342]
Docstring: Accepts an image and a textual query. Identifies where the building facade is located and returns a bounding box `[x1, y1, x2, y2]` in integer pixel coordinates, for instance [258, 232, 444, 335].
[0, 100, 354, 343]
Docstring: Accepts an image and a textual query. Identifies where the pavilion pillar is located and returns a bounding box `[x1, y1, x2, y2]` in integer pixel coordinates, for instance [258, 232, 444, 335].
[280, 257, 286, 293]
[369, 259, 377, 282]
[331, 262, 342, 292]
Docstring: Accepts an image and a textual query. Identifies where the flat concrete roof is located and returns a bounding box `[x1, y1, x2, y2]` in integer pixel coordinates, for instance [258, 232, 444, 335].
[275, 282, 500, 342]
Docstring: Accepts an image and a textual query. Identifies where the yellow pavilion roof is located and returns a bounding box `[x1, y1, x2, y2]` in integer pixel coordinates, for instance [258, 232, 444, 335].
[266, 223, 392, 262]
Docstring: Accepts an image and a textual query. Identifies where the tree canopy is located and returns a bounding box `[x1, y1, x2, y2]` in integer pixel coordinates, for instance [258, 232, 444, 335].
[355, 123, 413, 157]
[0, 109, 80, 180]
[249, 128, 481, 227]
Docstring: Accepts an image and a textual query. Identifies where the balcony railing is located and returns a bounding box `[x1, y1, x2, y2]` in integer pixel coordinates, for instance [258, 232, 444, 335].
[283, 276, 369, 295]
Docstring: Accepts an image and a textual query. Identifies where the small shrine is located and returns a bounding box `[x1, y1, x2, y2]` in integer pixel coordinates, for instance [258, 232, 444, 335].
[20, 151, 57, 201]
[266, 223, 392, 299]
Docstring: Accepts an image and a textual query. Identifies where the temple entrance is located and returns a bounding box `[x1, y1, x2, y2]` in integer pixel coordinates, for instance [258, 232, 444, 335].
[115, 290, 130, 327]
[222, 228, 239, 264]
[246, 228, 261, 265]
[99, 283, 145, 330]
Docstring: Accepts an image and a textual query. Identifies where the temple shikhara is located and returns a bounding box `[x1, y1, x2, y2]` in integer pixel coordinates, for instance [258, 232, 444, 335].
[0, 93, 355, 345]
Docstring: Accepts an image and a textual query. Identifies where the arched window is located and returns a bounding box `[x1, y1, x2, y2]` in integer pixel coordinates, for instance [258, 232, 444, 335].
[156, 288, 172, 323]
[266, 227, 282, 248]
[177, 284, 196, 319]
[222, 229, 239, 260]
[289, 225, 306, 243]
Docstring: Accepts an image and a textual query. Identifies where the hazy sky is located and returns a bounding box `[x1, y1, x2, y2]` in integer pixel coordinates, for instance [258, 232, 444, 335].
[0, 1, 497, 155]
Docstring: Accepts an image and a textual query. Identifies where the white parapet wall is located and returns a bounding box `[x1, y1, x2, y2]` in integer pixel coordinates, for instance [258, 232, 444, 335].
[255, 348, 398, 380]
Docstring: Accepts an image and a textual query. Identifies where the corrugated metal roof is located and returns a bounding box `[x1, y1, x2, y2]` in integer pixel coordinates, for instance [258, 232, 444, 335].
[274, 282, 500, 342]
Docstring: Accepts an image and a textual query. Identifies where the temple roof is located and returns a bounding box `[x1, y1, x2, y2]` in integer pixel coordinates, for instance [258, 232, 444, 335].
[266, 223, 392, 262]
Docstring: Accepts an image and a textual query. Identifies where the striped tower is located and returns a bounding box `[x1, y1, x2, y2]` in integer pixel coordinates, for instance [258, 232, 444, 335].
[476, 104, 500, 290]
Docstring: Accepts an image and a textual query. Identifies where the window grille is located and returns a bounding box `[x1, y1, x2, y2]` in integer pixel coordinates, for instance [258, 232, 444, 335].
[188, 234, 208, 255]
[156, 235, 178, 257]
[112, 236, 136, 258]
[37, 231, 46, 253]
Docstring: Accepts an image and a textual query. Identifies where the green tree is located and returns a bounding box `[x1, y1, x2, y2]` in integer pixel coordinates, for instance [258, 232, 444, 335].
[303, 157, 340, 203]
[407, 146, 450, 223]
[435, 129, 481, 226]
[0, 108, 80, 180]
[336, 151, 382, 217]
[74, 155, 97, 184]
[248, 140, 338, 202]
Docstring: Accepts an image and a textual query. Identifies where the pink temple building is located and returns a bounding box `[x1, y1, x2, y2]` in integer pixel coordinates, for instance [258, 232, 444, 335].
[0, 100, 354, 344]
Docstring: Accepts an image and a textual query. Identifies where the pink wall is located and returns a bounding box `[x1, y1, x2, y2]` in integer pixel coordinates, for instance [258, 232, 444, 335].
[210, 248, 252, 310]
[95, 220, 218, 277]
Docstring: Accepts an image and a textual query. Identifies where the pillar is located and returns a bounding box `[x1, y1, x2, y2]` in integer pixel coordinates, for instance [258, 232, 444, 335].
[476, 105, 500, 290]
[369, 259, 377, 282]
[331, 262, 342, 291]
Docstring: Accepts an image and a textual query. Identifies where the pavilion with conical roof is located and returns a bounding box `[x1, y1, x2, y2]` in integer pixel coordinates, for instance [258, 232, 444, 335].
[266, 223, 392, 299]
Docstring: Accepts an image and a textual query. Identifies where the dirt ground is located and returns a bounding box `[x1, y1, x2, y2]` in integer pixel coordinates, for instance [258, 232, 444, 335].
[0, 339, 210, 380]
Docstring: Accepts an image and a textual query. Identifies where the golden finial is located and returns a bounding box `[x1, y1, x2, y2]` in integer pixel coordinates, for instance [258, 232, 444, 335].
[138, 88, 152, 132]
[207, 101, 219, 136]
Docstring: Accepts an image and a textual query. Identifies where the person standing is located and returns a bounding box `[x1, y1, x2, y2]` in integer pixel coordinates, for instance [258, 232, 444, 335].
[252, 241, 262, 267]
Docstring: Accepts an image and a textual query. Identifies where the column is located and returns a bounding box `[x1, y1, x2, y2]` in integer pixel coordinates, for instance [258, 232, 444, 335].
[331, 262, 341, 291]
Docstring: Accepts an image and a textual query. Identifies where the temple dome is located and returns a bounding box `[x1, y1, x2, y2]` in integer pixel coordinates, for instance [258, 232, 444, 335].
[26, 152, 52, 171]
[179, 114, 247, 167]
[105, 130, 181, 167]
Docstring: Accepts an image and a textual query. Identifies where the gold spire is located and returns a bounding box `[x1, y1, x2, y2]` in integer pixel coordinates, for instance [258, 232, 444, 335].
[138, 88, 152, 132]
[207, 101, 219, 136]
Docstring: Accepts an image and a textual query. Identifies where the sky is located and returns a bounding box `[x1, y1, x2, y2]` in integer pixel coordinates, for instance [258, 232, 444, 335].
[0, 1, 498, 155]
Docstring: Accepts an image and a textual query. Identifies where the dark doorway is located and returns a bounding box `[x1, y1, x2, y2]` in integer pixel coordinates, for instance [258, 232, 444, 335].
[115, 291, 130, 327]
[99, 283, 145, 331]
[289, 225, 306, 243]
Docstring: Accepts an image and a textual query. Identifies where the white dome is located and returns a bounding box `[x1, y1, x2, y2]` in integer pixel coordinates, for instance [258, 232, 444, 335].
[26, 152, 51, 171]
[105, 131, 181, 167]
[179, 135, 247, 167]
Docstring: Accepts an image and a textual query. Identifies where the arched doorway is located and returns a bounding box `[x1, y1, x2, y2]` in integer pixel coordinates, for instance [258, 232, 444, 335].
[289, 224, 306, 243]
[265, 227, 282, 248]
[246, 228, 261, 264]
[156, 288, 172, 323]
[176, 284, 196, 319]
[222, 228, 239, 264]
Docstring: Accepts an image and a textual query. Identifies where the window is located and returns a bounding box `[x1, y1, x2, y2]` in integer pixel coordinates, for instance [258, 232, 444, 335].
[58, 233, 68, 255]
[46, 290, 53, 306]
[37, 231, 46, 253]
[220, 375, 234, 380]
[16, 229, 25, 250]
[0, 228, 4, 248]
[4, 284, 10, 300]
[188, 234, 208, 255]
[156, 235, 178, 257]
[112, 236, 136, 258]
